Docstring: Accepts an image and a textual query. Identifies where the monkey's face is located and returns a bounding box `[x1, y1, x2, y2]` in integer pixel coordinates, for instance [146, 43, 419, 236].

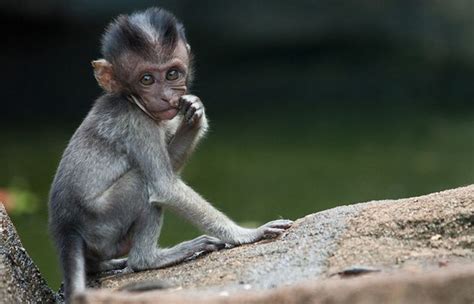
[128, 41, 190, 121]
[93, 40, 191, 121]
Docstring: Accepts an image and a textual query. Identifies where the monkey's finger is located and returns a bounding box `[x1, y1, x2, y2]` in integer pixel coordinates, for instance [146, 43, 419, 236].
[178, 95, 193, 109]
[179, 95, 199, 107]
[194, 101, 204, 112]
[262, 227, 286, 238]
[184, 94, 201, 104]
[185, 107, 196, 122]
[216, 242, 226, 250]
[179, 98, 191, 114]
[195, 108, 203, 118]
[191, 235, 226, 252]
[187, 109, 203, 125]
[205, 241, 226, 251]
[264, 219, 293, 229]
[185, 106, 197, 123]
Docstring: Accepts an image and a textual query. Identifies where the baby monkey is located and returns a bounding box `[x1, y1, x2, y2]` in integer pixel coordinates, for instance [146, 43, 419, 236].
[49, 7, 292, 302]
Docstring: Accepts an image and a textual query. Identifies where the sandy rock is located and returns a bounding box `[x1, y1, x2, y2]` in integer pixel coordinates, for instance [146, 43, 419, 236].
[327, 186, 473, 273]
[77, 185, 474, 304]
[0, 204, 57, 303]
[76, 264, 474, 304]
[1, 185, 472, 303]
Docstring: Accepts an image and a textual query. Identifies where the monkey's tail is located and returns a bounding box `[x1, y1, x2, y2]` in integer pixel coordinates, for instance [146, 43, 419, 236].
[59, 233, 86, 303]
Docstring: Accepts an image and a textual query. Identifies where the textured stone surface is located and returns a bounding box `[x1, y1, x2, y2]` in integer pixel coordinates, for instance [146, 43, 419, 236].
[327, 186, 474, 274]
[77, 185, 474, 304]
[77, 264, 474, 304]
[95, 203, 364, 292]
[0, 204, 57, 304]
[1, 185, 473, 304]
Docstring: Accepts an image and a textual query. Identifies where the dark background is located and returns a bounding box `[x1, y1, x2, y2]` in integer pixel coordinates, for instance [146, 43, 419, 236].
[1, 0, 473, 289]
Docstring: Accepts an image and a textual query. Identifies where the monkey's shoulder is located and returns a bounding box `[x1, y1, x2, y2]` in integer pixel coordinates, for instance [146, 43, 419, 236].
[57, 97, 129, 164]
[78, 96, 131, 140]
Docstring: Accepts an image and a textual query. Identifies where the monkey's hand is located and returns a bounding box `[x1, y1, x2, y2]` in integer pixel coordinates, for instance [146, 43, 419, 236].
[230, 219, 293, 245]
[256, 219, 293, 239]
[168, 95, 208, 172]
[178, 95, 206, 128]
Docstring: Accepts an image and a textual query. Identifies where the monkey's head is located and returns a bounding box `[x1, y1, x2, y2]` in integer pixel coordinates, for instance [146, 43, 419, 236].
[92, 8, 193, 121]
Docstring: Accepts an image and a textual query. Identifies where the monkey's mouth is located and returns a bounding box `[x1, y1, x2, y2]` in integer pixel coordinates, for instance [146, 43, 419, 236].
[146, 99, 178, 113]
[153, 99, 179, 120]
[156, 107, 179, 120]
[128, 95, 178, 121]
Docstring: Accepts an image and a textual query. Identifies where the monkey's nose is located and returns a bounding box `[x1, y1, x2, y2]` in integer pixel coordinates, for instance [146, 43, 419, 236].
[169, 98, 180, 108]
[161, 98, 172, 105]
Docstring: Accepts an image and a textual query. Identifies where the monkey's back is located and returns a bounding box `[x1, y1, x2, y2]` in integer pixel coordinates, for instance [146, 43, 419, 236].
[48, 96, 133, 234]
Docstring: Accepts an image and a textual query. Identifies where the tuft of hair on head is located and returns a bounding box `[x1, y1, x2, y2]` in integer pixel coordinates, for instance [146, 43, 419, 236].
[100, 7, 189, 64]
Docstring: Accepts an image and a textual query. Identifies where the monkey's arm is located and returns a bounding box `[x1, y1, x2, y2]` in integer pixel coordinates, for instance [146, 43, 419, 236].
[167, 95, 208, 172]
[163, 179, 292, 245]
[167, 116, 207, 172]
[129, 111, 292, 246]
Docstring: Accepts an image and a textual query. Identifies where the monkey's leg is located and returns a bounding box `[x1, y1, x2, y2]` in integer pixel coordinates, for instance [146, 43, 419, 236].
[128, 206, 224, 272]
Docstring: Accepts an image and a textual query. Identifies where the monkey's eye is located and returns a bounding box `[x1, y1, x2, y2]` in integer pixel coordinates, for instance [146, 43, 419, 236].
[140, 74, 155, 85]
[165, 69, 180, 81]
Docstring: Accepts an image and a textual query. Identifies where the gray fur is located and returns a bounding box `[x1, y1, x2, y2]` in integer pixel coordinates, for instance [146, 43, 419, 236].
[49, 10, 291, 303]
[49, 91, 292, 302]
[49, 93, 291, 302]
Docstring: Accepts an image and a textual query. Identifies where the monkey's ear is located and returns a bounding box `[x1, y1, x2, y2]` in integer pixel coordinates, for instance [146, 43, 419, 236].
[91, 59, 119, 93]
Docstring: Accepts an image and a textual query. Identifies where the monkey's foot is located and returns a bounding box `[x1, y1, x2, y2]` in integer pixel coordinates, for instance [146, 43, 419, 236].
[181, 236, 227, 263]
[184, 235, 226, 253]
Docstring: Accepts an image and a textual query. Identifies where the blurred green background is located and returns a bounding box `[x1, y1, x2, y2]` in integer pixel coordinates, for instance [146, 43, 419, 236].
[0, 0, 473, 290]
